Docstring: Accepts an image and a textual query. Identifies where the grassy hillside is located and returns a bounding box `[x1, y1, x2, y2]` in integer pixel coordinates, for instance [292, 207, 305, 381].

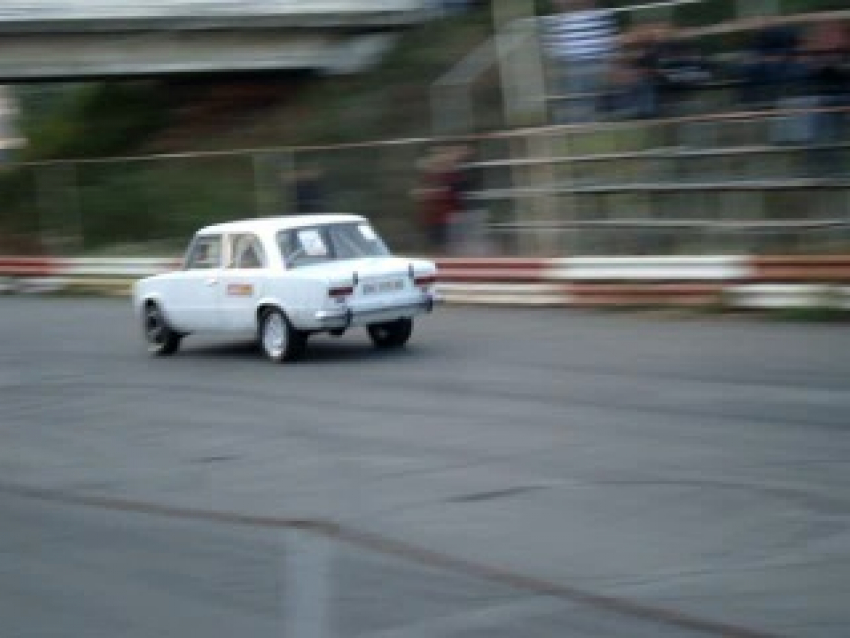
[146, 9, 497, 153]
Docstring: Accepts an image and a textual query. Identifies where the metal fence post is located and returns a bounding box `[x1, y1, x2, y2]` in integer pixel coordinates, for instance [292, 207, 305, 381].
[33, 164, 51, 252]
[35, 162, 82, 253]
[282, 149, 297, 214]
[528, 131, 558, 256]
[253, 151, 273, 217]
[491, 1, 547, 129]
[65, 162, 83, 253]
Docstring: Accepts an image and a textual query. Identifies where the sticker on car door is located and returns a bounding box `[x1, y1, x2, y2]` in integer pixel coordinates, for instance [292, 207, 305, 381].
[226, 283, 254, 297]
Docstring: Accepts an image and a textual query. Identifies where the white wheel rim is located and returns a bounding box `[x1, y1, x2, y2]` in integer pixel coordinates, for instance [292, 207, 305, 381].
[263, 313, 286, 358]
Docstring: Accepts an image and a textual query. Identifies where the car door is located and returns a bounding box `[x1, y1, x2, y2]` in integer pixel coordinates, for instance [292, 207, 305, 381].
[166, 234, 224, 332]
[218, 232, 267, 331]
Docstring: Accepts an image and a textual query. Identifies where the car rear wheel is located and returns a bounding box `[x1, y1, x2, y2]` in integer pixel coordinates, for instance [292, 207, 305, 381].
[260, 307, 306, 363]
[144, 303, 181, 356]
[368, 317, 413, 349]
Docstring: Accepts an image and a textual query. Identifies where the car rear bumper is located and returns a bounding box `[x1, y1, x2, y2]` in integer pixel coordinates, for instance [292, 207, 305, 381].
[314, 293, 439, 329]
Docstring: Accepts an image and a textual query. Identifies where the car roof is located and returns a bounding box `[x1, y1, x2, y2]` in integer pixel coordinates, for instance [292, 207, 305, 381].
[197, 214, 367, 236]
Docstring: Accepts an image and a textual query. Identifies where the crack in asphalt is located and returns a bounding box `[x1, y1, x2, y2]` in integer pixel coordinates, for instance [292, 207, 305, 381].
[0, 481, 787, 638]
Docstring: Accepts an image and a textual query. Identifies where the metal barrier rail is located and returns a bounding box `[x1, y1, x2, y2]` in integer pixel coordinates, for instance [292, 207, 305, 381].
[7, 102, 847, 168]
[472, 140, 850, 170]
[488, 102, 850, 138]
[490, 219, 850, 230]
[0, 0, 429, 19]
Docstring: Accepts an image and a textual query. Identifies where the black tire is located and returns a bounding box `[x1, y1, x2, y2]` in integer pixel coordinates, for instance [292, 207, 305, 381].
[143, 302, 181, 356]
[259, 307, 306, 363]
[368, 317, 413, 349]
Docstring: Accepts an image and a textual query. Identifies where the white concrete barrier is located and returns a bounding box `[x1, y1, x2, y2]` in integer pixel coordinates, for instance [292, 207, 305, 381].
[1, 255, 849, 311]
[16, 277, 68, 294]
[62, 257, 180, 277]
[546, 256, 752, 282]
[0, 276, 17, 293]
[727, 284, 850, 310]
[437, 283, 568, 306]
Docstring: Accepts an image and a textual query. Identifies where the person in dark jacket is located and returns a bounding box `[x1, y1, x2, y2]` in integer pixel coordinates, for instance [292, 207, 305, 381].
[739, 19, 805, 108]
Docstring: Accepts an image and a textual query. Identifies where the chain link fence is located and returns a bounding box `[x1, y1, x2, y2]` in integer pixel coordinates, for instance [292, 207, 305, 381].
[0, 140, 437, 256]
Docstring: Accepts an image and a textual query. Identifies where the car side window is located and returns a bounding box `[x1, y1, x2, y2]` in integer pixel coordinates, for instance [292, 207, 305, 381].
[278, 227, 334, 269]
[329, 223, 389, 259]
[228, 233, 266, 270]
[185, 235, 222, 270]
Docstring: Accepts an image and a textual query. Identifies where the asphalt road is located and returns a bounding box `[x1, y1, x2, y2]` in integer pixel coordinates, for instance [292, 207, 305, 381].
[1, 298, 848, 637]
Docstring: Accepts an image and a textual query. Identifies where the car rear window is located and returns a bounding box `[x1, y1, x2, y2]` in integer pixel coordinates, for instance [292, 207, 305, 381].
[277, 223, 389, 268]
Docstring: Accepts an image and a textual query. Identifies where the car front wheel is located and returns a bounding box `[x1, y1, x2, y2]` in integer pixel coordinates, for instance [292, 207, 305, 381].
[260, 307, 306, 363]
[368, 317, 413, 349]
[143, 302, 182, 356]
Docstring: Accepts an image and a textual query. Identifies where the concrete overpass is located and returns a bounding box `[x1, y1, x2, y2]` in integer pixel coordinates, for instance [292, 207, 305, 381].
[0, 1, 436, 81]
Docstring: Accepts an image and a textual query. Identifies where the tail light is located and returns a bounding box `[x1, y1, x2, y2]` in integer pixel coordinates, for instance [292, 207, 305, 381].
[328, 285, 354, 299]
[414, 274, 437, 287]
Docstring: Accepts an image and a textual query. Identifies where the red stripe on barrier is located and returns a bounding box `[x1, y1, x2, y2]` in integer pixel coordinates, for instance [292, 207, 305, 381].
[0, 257, 64, 276]
[435, 258, 547, 270]
[436, 258, 547, 283]
[751, 256, 850, 283]
[566, 283, 725, 307]
[438, 270, 546, 283]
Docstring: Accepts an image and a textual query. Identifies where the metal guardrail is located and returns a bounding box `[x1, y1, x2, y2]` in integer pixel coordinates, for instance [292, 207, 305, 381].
[473, 141, 850, 168]
[490, 219, 850, 231]
[477, 178, 850, 198]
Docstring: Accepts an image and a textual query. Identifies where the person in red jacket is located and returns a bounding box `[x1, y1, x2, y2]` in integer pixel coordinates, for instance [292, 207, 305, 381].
[413, 146, 462, 254]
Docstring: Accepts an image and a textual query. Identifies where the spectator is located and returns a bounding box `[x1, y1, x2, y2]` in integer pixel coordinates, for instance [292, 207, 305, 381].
[447, 143, 489, 255]
[292, 164, 327, 213]
[606, 21, 666, 120]
[738, 17, 805, 109]
[544, 0, 618, 123]
[800, 19, 849, 174]
[652, 32, 714, 116]
[412, 146, 459, 254]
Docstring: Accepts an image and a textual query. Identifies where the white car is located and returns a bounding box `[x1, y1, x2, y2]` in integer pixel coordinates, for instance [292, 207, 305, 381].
[132, 214, 439, 362]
